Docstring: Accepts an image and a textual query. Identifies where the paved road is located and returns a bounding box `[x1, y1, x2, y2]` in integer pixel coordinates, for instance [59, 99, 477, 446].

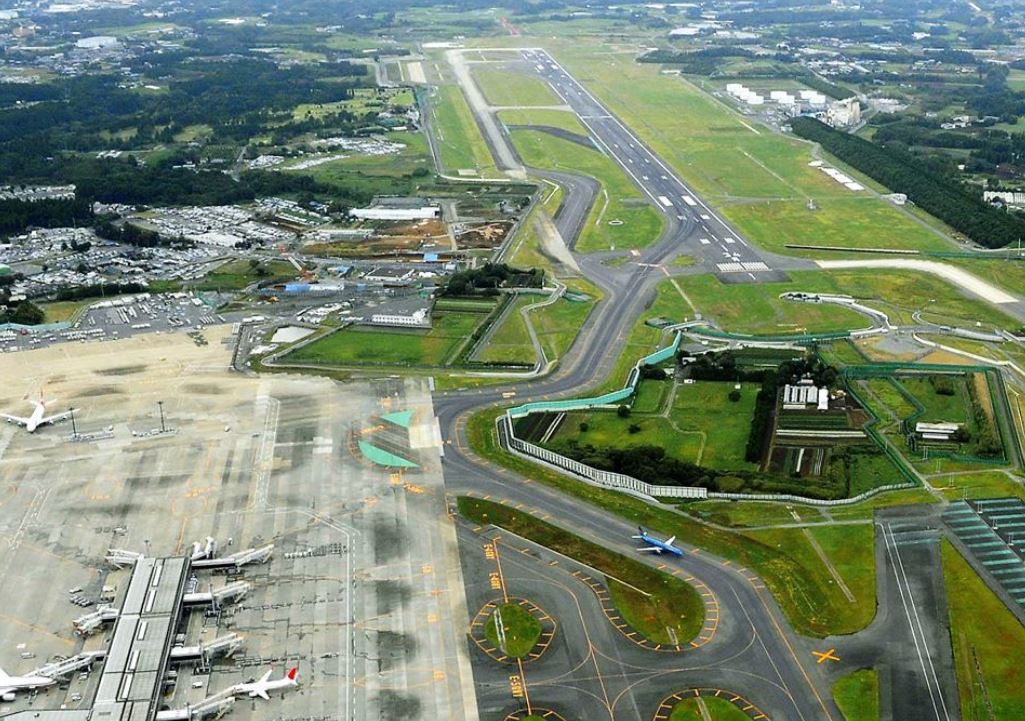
[430, 48, 962, 721]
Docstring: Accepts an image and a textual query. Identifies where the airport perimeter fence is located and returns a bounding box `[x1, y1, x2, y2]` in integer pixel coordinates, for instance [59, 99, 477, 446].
[706, 482, 916, 507]
[500, 415, 708, 500]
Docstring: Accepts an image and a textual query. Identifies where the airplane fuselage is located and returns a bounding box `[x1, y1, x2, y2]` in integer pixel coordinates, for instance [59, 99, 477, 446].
[0, 674, 55, 701]
[633, 528, 684, 557]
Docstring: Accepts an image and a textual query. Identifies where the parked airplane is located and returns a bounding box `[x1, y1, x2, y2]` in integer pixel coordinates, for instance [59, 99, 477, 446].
[234, 667, 298, 700]
[1, 399, 75, 433]
[632, 527, 684, 557]
[0, 667, 55, 701]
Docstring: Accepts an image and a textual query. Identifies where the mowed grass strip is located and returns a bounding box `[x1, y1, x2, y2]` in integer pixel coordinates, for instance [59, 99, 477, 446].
[832, 669, 880, 721]
[474, 67, 562, 107]
[498, 108, 589, 134]
[466, 407, 884, 636]
[483, 602, 542, 658]
[432, 84, 497, 175]
[943, 540, 1025, 721]
[286, 311, 487, 367]
[509, 128, 664, 252]
[458, 497, 705, 645]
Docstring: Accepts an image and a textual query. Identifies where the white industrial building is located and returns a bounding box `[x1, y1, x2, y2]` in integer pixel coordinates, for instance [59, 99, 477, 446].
[350, 207, 440, 221]
[370, 308, 430, 327]
[915, 421, 961, 441]
[782, 383, 830, 411]
[984, 191, 1025, 207]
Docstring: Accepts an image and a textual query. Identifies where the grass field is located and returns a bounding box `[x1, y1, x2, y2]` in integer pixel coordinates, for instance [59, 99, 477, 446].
[552, 46, 954, 256]
[285, 311, 490, 367]
[668, 697, 752, 721]
[40, 299, 94, 323]
[547, 380, 758, 471]
[900, 376, 970, 424]
[631, 378, 669, 413]
[459, 497, 706, 645]
[533, 295, 594, 360]
[192, 259, 297, 292]
[475, 296, 537, 365]
[833, 669, 880, 721]
[943, 540, 1025, 721]
[677, 269, 1020, 334]
[742, 523, 877, 633]
[498, 108, 589, 134]
[935, 471, 1025, 501]
[467, 407, 881, 637]
[509, 128, 664, 252]
[682, 499, 812, 528]
[483, 602, 542, 658]
[474, 67, 562, 106]
[431, 84, 498, 175]
[475, 294, 594, 365]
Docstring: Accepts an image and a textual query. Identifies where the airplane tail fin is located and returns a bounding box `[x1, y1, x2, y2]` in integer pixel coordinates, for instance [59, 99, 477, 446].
[286, 667, 298, 683]
[0, 668, 10, 684]
[631, 526, 645, 539]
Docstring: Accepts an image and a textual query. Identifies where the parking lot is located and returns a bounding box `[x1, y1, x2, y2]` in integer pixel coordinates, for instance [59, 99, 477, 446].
[0, 294, 242, 354]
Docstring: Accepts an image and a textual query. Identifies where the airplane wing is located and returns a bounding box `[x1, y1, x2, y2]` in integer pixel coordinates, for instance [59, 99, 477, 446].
[258, 670, 273, 684]
[39, 410, 74, 426]
[637, 546, 661, 553]
[665, 536, 677, 546]
[255, 688, 269, 701]
[0, 414, 29, 427]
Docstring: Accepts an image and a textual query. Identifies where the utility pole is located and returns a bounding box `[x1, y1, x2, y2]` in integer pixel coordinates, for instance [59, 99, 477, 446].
[69, 406, 77, 439]
[157, 400, 165, 433]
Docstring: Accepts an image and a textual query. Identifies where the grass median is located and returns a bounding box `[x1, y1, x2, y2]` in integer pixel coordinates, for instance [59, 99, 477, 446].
[832, 669, 880, 721]
[459, 496, 705, 645]
[484, 602, 542, 658]
[668, 697, 752, 721]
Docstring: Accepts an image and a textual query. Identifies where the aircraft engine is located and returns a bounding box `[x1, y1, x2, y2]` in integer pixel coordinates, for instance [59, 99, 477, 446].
[1, 693, 16, 701]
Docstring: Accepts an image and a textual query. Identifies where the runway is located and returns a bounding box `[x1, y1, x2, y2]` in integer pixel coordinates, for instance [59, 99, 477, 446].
[518, 48, 788, 283]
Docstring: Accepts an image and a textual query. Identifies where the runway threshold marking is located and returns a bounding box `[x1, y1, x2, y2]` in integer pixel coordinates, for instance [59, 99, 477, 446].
[813, 648, 840, 664]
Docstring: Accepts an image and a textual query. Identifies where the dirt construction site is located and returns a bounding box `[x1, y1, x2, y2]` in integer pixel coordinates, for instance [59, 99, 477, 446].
[0, 326, 477, 721]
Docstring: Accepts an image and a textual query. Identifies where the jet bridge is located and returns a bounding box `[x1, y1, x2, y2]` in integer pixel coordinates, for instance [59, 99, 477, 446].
[168, 634, 244, 665]
[36, 651, 108, 679]
[73, 606, 119, 636]
[153, 688, 235, 721]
